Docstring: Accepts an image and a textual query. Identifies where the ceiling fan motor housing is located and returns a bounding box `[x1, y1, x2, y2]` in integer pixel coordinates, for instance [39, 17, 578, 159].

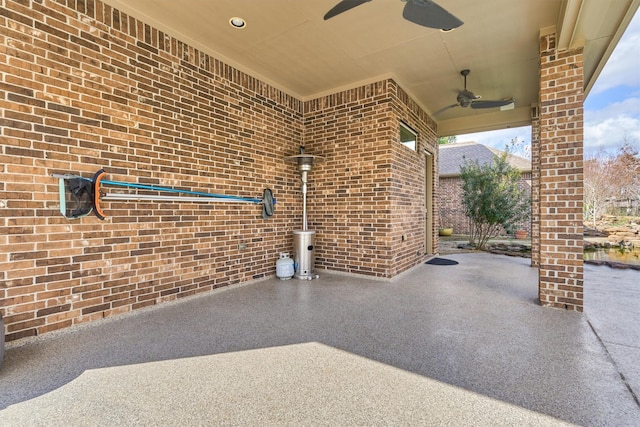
[457, 95, 470, 107]
[457, 90, 476, 107]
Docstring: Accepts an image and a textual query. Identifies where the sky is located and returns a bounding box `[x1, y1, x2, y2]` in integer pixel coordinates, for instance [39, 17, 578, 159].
[455, 9, 640, 159]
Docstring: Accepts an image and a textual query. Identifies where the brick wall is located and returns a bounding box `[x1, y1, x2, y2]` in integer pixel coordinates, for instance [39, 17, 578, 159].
[0, 0, 303, 341]
[389, 82, 439, 275]
[1, 0, 437, 340]
[537, 32, 584, 311]
[439, 176, 468, 233]
[303, 80, 438, 278]
[304, 82, 394, 277]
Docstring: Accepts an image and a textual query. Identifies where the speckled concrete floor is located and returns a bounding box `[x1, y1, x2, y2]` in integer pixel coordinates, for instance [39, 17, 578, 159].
[1, 253, 638, 426]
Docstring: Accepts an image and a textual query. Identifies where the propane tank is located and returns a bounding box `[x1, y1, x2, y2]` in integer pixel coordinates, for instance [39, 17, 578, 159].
[276, 252, 295, 280]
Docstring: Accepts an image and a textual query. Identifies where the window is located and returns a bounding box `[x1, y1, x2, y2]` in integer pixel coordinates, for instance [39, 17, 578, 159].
[400, 122, 417, 151]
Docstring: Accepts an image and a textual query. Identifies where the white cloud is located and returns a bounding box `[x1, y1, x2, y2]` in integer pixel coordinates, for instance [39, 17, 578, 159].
[587, 97, 640, 121]
[584, 97, 640, 154]
[590, 11, 640, 94]
[584, 11, 640, 155]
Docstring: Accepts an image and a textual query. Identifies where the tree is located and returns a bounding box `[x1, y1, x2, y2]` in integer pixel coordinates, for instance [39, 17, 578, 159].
[609, 141, 640, 215]
[584, 151, 615, 228]
[460, 151, 531, 250]
[507, 136, 531, 159]
[584, 140, 640, 223]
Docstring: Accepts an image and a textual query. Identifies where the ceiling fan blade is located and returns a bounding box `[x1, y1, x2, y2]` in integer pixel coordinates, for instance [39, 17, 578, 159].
[324, 0, 371, 20]
[433, 103, 460, 116]
[470, 99, 515, 109]
[402, 0, 464, 30]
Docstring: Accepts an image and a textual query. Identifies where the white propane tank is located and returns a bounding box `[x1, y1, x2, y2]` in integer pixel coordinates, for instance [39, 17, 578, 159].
[276, 252, 295, 280]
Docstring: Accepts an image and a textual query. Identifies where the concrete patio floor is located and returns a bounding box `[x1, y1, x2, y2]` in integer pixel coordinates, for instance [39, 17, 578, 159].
[1, 253, 638, 426]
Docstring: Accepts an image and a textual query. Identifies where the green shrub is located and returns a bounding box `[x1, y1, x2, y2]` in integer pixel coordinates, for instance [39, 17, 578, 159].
[460, 151, 531, 250]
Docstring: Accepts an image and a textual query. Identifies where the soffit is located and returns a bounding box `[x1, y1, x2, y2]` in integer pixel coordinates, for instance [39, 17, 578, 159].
[101, 0, 638, 136]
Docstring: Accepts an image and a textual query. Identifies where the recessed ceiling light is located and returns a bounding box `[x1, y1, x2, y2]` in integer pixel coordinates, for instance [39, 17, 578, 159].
[229, 17, 246, 29]
[440, 28, 454, 33]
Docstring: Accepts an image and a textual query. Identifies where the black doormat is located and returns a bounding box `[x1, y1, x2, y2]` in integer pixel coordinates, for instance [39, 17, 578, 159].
[425, 257, 459, 266]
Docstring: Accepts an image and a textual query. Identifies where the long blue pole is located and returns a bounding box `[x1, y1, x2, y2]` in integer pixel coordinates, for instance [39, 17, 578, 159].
[100, 179, 262, 203]
[52, 173, 264, 204]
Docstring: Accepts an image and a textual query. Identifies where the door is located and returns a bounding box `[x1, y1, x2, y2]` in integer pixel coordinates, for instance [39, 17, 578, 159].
[425, 150, 434, 255]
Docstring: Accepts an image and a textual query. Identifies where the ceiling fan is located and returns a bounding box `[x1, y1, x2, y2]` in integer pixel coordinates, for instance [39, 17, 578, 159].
[435, 69, 515, 115]
[323, 0, 463, 30]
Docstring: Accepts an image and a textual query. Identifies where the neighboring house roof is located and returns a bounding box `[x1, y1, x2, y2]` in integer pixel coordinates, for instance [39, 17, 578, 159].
[439, 142, 531, 178]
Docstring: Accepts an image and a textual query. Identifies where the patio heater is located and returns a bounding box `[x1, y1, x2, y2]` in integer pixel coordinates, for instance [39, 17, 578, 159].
[287, 147, 322, 280]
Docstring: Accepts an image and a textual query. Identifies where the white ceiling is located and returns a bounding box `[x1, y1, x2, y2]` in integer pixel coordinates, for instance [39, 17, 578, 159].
[102, 0, 639, 136]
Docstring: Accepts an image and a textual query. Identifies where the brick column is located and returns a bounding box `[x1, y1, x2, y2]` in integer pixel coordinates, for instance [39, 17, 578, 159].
[538, 33, 584, 311]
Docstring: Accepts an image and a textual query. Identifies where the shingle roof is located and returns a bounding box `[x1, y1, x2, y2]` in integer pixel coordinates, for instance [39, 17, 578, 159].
[439, 142, 531, 177]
